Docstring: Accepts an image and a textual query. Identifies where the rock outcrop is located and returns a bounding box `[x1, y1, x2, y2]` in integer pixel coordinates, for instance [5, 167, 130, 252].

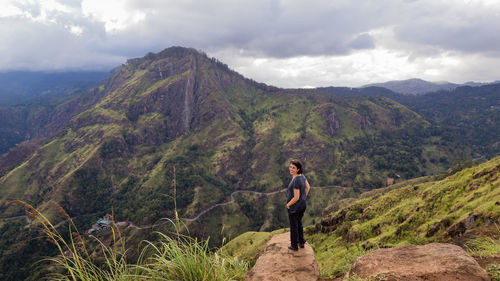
[244, 232, 320, 281]
[346, 243, 491, 281]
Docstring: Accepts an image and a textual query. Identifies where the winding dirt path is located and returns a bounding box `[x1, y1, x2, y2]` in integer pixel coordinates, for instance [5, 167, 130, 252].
[124, 185, 357, 228]
[1, 185, 360, 231]
[181, 185, 355, 222]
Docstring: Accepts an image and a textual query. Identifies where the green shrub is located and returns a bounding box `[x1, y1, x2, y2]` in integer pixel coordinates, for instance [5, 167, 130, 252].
[486, 264, 500, 281]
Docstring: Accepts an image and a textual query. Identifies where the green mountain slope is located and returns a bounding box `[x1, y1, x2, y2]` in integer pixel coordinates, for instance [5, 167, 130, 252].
[0, 47, 474, 280]
[318, 83, 500, 158]
[0, 47, 465, 219]
[223, 157, 499, 279]
[0, 71, 108, 154]
[395, 84, 500, 158]
[309, 156, 500, 278]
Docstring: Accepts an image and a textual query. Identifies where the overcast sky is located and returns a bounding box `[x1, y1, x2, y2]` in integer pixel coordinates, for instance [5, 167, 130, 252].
[1, 0, 500, 88]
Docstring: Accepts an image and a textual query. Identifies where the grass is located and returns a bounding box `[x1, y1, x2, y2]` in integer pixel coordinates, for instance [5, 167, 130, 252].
[9, 200, 249, 281]
[464, 235, 500, 257]
[139, 232, 247, 281]
[486, 264, 500, 281]
[307, 156, 500, 278]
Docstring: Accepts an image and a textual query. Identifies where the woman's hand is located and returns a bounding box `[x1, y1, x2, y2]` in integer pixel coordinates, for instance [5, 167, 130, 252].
[287, 189, 300, 209]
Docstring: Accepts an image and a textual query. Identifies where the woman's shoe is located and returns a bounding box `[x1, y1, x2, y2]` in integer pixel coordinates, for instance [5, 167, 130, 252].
[288, 245, 298, 251]
[299, 243, 305, 248]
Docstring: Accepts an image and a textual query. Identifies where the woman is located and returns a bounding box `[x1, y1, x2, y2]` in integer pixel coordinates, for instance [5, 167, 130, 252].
[286, 159, 310, 251]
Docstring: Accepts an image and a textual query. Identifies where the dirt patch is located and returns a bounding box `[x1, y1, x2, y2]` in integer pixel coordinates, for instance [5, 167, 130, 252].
[474, 255, 500, 268]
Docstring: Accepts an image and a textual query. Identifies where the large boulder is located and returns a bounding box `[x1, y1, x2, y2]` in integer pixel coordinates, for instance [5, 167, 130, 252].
[244, 232, 320, 281]
[346, 243, 490, 281]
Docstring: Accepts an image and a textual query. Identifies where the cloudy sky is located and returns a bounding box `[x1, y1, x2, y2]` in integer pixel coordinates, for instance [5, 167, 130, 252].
[1, 0, 500, 88]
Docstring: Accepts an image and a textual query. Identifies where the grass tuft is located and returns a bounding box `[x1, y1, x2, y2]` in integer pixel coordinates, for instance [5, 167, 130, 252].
[11, 200, 248, 281]
[464, 236, 500, 257]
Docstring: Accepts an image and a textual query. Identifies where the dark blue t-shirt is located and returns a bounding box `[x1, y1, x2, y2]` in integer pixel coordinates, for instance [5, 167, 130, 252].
[287, 175, 307, 213]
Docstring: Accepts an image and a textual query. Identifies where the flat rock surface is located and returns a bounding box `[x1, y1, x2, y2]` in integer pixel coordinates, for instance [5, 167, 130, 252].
[347, 243, 491, 281]
[244, 232, 320, 281]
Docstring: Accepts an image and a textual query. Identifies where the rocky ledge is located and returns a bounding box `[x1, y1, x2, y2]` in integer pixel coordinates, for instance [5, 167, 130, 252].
[244, 232, 320, 281]
[347, 243, 491, 281]
[246, 235, 492, 281]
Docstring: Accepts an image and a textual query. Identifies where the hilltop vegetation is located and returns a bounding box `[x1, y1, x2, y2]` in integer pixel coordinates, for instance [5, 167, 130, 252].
[395, 84, 500, 158]
[0, 47, 463, 221]
[310, 156, 500, 278]
[318, 82, 500, 158]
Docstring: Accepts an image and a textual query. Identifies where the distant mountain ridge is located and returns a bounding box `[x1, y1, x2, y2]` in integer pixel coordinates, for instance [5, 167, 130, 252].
[0, 71, 109, 105]
[362, 78, 497, 95]
[0, 71, 109, 154]
[317, 82, 500, 158]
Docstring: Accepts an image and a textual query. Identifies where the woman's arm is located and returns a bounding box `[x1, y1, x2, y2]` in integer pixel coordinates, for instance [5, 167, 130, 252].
[305, 179, 310, 197]
[286, 189, 300, 209]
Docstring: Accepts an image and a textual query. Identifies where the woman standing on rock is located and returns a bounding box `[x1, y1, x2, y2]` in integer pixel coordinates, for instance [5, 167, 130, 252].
[286, 159, 310, 251]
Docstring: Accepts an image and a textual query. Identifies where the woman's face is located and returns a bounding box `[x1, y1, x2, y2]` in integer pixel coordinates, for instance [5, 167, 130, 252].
[289, 163, 299, 176]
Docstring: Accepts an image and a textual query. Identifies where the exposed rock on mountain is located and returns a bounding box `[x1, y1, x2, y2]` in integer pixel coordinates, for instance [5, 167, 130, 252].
[244, 232, 320, 281]
[308, 156, 500, 278]
[347, 243, 490, 281]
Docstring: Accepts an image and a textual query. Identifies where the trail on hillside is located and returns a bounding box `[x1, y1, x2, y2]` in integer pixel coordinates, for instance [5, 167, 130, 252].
[1, 185, 361, 231]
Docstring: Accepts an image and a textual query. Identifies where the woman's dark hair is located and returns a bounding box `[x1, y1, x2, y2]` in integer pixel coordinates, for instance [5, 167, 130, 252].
[289, 159, 304, 174]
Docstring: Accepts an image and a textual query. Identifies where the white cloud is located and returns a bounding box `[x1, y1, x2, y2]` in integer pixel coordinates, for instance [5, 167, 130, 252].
[81, 0, 146, 32]
[69, 25, 84, 36]
[0, 0, 22, 17]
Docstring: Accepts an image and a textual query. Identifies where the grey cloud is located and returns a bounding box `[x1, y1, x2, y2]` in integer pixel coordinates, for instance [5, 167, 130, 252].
[395, 21, 500, 55]
[348, 33, 375, 50]
[1, 0, 500, 84]
[392, 1, 500, 55]
[0, 16, 122, 71]
[106, 0, 387, 58]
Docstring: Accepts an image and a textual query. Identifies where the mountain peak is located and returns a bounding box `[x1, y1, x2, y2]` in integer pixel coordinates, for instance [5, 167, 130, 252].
[125, 46, 207, 68]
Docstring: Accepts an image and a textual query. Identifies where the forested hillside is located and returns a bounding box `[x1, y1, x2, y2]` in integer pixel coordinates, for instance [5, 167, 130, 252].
[0, 71, 108, 154]
[0, 47, 478, 280]
[318, 83, 500, 158]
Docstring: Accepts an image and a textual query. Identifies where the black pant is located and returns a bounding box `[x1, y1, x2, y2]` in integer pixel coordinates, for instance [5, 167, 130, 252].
[288, 208, 306, 248]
